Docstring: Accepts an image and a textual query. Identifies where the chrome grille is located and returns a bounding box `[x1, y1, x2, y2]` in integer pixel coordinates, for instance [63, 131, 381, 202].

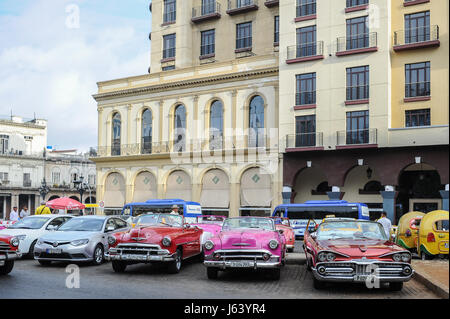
[0, 242, 12, 253]
[216, 250, 269, 261]
[114, 244, 163, 256]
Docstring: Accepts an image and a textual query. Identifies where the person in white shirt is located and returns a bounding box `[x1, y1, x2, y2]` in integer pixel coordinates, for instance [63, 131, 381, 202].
[20, 206, 30, 219]
[170, 205, 180, 215]
[378, 212, 392, 239]
[9, 207, 19, 222]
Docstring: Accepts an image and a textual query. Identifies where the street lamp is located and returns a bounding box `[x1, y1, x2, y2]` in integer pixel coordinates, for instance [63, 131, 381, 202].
[73, 175, 89, 204]
[39, 178, 50, 201]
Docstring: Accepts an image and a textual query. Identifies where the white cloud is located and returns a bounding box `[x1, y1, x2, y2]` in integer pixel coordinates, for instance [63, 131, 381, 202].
[0, 0, 150, 151]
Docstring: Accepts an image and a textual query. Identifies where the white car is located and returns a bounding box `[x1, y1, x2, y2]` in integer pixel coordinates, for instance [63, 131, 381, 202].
[0, 215, 73, 257]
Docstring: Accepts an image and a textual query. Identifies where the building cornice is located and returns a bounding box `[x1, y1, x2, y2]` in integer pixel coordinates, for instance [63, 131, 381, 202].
[93, 67, 279, 101]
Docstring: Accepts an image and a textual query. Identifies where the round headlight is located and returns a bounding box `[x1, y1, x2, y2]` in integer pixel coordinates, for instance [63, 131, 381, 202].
[269, 240, 279, 250]
[317, 252, 327, 262]
[162, 236, 172, 247]
[326, 253, 336, 261]
[108, 235, 116, 245]
[401, 253, 411, 262]
[393, 253, 402, 262]
[204, 240, 214, 251]
[10, 237, 19, 247]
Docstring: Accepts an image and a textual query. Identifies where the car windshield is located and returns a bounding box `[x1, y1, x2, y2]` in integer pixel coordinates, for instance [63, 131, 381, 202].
[316, 221, 388, 241]
[222, 217, 275, 231]
[8, 217, 50, 230]
[58, 218, 105, 232]
[272, 217, 290, 226]
[196, 216, 225, 224]
[135, 214, 183, 227]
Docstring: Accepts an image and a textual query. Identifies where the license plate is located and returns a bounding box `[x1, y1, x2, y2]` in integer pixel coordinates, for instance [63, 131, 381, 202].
[46, 248, 62, 254]
[354, 275, 369, 282]
[124, 254, 147, 261]
[229, 261, 253, 268]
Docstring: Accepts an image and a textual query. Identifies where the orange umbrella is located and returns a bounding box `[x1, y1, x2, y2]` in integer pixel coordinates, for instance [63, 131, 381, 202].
[46, 197, 85, 210]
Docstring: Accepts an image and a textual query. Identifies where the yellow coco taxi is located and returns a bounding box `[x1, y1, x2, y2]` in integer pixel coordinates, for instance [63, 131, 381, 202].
[417, 210, 449, 260]
[396, 212, 426, 252]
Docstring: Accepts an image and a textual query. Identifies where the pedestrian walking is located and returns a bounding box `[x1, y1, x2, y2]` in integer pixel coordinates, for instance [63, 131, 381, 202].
[35, 201, 51, 215]
[9, 206, 19, 222]
[20, 206, 30, 219]
[378, 212, 392, 239]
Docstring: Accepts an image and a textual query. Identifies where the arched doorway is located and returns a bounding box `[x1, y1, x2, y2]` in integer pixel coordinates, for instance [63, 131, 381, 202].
[85, 196, 96, 204]
[103, 172, 126, 209]
[69, 196, 80, 202]
[200, 169, 230, 216]
[165, 170, 192, 201]
[48, 195, 60, 201]
[397, 163, 442, 219]
[133, 171, 157, 202]
[293, 167, 328, 203]
[240, 167, 272, 216]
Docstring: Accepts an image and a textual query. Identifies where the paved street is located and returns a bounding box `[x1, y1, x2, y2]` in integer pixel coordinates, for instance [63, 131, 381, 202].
[0, 249, 440, 299]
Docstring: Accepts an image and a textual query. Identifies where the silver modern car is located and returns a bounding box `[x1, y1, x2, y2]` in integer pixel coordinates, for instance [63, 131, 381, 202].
[34, 216, 130, 266]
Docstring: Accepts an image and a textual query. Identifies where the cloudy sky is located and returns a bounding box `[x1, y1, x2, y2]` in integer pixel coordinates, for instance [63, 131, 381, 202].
[0, 0, 151, 151]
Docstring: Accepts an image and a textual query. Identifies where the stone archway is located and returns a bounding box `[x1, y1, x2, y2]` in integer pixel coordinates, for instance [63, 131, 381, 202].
[104, 172, 126, 208]
[165, 170, 192, 201]
[240, 167, 272, 215]
[133, 171, 157, 202]
[292, 167, 328, 203]
[200, 169, 230, 209]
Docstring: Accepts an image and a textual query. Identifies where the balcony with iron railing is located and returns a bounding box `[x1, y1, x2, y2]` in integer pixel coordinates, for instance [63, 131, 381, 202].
[345, 85, 369, 105]
[295, 2, 316, 22]
[405, 81, 431, 102]
[227, 0, 259, 15]
[286, 41, 324, 64]
[336, 32, 378, 56]
[336, 128, 378, 149]
[393, 25, 439, 51]
[285, 133, 324, 152]
[192, 1, 221, 23]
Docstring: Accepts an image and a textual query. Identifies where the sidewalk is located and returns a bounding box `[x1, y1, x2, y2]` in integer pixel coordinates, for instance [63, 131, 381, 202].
[412, 259, 449, 299]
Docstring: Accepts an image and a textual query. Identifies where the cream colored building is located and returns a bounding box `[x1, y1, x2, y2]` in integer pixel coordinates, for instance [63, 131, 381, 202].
[279, 0, 449, 222]
[92, 0, 283, 216]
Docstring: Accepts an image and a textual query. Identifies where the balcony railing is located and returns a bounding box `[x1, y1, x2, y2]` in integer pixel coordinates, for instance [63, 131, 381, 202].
[394, 25, 439, 51]
[192, 2, 221, 22]
[227, 0, 259, 15]
[287, 41, 324, 61]
[405, 81, 430, 98]
[23, 181, 32, 187]
[336, 32, 377, 55]
[295, 92, 316, 106]
[286, 133, 323, 149]
[346, 85, 369, 101]
[337, 129, 377, 146]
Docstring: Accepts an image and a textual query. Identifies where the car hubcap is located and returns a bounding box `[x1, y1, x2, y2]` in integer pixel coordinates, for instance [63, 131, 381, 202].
[96, 248, 102, 263]
[176, 254, 181, 269]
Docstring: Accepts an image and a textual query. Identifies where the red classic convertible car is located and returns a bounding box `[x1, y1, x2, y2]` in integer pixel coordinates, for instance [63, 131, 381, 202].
[0, 235, 21, 275]
[304, 219, 414, 291]
[105, 213, 203, 274]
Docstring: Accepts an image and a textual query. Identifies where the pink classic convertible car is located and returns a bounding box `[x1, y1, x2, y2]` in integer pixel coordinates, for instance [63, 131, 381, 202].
[190, 215, 226, 237]
[203, 216, 286, 280]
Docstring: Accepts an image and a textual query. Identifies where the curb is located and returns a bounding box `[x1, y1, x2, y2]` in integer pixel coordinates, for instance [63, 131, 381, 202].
[413, 270, 449, 299]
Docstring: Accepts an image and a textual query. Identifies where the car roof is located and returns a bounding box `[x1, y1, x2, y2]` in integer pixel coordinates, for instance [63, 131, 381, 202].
[28, 214, 72, 218]
[71, 215, 110, 220]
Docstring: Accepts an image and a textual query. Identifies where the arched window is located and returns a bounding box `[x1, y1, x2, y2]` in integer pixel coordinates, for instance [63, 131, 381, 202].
[209, 100, 223, 150]
[249, 95, 265, 147]
[174, 104, 186, 152]
[141, 109, 152, 154]
[112, 112, 121, 156]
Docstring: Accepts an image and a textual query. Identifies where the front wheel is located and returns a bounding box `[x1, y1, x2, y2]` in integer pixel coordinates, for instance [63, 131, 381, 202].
[91, 245, 104, 266]
[207, 267, 219, 279]
[28, 240, 37, 259]
[167, 248, 182, 274]
[389, 282, 404, 291]
[112, 261, 127, 273]
[0, 260, 14, 275]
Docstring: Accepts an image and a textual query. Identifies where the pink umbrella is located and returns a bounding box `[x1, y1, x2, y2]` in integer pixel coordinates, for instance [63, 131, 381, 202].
[46, 197, 85, 211]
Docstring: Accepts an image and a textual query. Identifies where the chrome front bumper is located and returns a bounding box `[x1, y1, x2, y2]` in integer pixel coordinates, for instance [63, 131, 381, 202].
[204, 249, 281, 270]
[312, 260, 414, 283]
[105, 243, 176, 262]
[0, 252, 21, 265]
[33, 244, 93, 262]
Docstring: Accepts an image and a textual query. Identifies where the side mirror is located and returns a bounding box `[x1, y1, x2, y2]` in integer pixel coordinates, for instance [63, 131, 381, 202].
[311, 233, 317, 240]
[278, 229, 284, 235]
[106, 226, 115, 232]
[47, 225, 57, 231]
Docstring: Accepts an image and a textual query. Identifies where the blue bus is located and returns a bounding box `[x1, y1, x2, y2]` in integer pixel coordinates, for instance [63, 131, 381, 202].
[121, 199, 202, 223]
[272, 200, 370, 238]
